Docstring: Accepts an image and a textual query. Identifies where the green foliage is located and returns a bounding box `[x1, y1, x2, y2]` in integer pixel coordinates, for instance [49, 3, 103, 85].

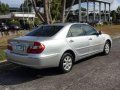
[103, 21, 109, 25]
[20, 0, 32, 12]
[0, 50, 6, 61]
[110, 10, 117, 22]
[26, 19, 34, 29]
[50, 0, 61, 21]
[34, 0, 61, 22]
[117, 6, 120, 14]
[36, 0, 43, 7]
[34, 18, 42, 25]
[0, 2, 10, 15]
[81, 7, 86, 11]
[9, 20, 20, 26]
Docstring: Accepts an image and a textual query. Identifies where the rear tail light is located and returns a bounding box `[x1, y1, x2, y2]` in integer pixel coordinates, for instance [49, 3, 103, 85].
[7, 42, 13, 51]
[27, 42, 45, 54]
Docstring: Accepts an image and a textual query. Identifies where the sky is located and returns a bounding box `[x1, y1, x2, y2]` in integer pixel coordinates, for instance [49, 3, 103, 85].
[0, 0, 120, 10]
[111, 0, 120, 10]
[0, 0, 24, 7]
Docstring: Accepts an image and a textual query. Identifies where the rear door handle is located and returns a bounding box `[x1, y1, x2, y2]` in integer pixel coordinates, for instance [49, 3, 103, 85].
[69, 40, 74, 43]
[89, 38, 92, 40]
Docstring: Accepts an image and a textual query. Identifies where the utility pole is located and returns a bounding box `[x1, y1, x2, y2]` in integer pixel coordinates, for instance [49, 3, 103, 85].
[99, 2, 101, 21]
[22, 0, 25, 25]
[27, 0, 30, 26]
[78, 0, 81, 22]
[87, 0, 89, 22]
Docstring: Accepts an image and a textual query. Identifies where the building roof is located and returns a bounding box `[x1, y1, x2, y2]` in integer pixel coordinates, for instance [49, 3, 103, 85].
[0, 12, 35, 19]
[96, 0, 113, 3]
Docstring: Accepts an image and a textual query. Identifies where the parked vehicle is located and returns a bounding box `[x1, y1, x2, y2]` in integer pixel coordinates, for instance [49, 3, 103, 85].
[0, 25, 9, 30]
[0, 25, 2, 30]
[97, 20, 103, 26]
[6, 23, 112, 73]
[9, 25, 20, 30]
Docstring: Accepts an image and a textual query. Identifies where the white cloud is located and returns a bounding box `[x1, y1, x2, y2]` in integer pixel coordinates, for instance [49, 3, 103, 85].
[1, 0, 24, 7]
[111, 0, 120, 10]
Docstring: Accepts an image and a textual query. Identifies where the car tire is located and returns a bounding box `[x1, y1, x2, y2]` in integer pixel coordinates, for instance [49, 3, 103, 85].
[59, 53, 74, 73]
[102, 41, 111, 55]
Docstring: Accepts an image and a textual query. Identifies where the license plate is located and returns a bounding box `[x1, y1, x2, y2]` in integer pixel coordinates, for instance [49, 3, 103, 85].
[15, 45, 24, 51]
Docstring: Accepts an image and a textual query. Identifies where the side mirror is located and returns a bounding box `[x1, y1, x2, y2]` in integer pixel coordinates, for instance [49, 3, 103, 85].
[98, 31, 102, 35]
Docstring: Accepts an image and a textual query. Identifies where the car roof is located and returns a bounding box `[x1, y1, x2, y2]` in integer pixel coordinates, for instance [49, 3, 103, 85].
[40, 23, 88, 27]
[55, 23, 87, 25]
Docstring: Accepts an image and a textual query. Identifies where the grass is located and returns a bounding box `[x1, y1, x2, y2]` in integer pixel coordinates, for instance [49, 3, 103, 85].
[0, 30, 27, 61]
[0, 25, 120, 61]
[0, 50, 6, 61]
[96, 25, 120, 37]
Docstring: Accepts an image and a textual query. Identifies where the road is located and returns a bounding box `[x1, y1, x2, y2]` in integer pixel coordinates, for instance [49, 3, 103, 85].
[0, 38, 120, 90]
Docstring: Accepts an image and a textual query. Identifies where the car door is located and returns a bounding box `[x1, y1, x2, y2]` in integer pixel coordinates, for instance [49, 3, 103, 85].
[81, 24, 104, 54]
[66, 24, 89, 57]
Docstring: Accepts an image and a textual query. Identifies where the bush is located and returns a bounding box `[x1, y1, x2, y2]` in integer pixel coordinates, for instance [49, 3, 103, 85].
[25, 20, 34, 29]
[25, 18, 42, 29]
[103, 21, 109, 25]
[34, 18, 42, 26]
[8, 19, 20, 26]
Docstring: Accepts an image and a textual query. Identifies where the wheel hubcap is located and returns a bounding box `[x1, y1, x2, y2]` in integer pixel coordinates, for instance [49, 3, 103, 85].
[63, 56, 72, 71]
[105, 43, 110, 54]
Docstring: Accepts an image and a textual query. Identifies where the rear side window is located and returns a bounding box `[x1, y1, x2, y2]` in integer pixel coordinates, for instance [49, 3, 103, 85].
[26, 25, 63, 37]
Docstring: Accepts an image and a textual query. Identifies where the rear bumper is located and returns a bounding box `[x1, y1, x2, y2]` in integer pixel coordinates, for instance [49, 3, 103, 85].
[5, 50, 60, 69]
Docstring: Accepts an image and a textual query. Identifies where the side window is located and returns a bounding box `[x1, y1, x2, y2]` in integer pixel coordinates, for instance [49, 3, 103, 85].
[81, 25, 97, 35]
[67, 24, 85, 37]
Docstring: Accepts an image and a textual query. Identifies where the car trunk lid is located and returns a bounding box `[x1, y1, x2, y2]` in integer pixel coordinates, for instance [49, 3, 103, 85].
[8, 36, 50, 55]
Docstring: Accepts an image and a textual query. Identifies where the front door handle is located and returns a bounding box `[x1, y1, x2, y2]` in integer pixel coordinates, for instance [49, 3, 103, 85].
[69, 40, 74, 43]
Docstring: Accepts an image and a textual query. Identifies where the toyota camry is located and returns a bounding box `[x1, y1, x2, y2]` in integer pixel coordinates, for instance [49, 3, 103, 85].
[6, 23, 112, 73]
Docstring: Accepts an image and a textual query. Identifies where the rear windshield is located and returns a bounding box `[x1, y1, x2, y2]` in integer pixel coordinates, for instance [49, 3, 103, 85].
[26, 25, 63, 37]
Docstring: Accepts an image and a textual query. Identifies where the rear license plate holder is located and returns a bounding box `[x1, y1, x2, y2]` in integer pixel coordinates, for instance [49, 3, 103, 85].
[15, 45, 24, 51]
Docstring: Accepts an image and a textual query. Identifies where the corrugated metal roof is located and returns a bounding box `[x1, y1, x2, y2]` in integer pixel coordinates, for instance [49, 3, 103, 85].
[0, 13, 35, 19]
[96, 0, 113, 3]
[66, 0, 112, 8]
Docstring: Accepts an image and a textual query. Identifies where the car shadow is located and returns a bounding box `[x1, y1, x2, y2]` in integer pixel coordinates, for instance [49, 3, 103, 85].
[0, 53, 103, 86]
[75, 53, 104, 64]
[0, 66, 60, 85]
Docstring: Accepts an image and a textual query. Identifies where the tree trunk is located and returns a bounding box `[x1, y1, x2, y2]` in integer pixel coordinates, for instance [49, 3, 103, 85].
[31, 0, 45, 22]
[65, 0, 75, 21]
[61, 0, 66, 23]
[44, 0, 50, 24]
[31, 0, 75, 24]
[48, 0, 53, 24]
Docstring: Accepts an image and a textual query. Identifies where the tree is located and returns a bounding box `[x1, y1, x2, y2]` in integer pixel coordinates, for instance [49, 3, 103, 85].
[31, 0, 76, 24]
[0, 2, 10, 15]
[20, 0, 32, 12]
[110, 10, 117, 23]
[117, 6, 120, 15]
[31, 0, 45, 23]
[51, 0, 61, 22]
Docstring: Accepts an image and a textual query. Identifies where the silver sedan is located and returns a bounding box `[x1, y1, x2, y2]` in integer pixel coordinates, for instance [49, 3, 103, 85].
[6, 23, 112, 73]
